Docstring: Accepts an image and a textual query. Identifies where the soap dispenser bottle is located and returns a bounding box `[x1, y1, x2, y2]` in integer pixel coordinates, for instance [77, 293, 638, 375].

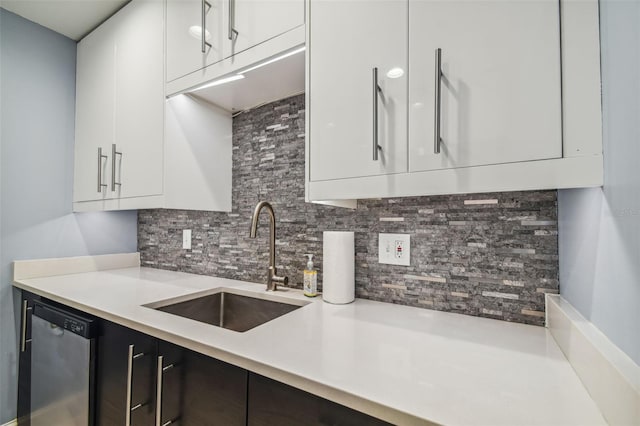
[303, 254, 318, 297]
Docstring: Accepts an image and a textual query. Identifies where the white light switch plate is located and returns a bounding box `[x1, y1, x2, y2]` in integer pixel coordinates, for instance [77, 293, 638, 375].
[182, 229, 192, 250]
[378, 233, 410, 266]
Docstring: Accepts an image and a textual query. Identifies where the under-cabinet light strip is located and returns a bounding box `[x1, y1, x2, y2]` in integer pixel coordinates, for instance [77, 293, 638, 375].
[238, 46, 305, 74]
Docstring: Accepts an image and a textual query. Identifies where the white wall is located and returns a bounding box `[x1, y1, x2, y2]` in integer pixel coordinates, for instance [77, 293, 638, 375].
[0, 9, 138, 422]
[558, 0, 640, 365]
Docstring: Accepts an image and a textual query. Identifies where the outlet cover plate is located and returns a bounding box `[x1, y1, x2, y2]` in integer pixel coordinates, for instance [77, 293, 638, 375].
[182, 229, 192, 250]
[378, 233, 410, 266]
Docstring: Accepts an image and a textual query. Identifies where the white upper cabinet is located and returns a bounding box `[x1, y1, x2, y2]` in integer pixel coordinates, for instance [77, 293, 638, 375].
[306, 0, 603, 202]
[74, 0, 164, 206]
[166, 0, 230, 82]
[166, 0, 304, 86]
[112, 1, 165, 199]
[74, 16, 117, 203]
[408, 0, 562, 172]
[308, 0, 408, 181]
[231, 0, 304, 55]
[74, 0, 233, 213]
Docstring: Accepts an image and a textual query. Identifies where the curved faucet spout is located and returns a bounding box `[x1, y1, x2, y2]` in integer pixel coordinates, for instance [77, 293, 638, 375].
[249, 201, 288, 291]
[250, 201, 275, 239]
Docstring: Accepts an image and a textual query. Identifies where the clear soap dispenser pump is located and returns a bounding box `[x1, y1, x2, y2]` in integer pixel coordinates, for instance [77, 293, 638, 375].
[303, 254, 318, 297]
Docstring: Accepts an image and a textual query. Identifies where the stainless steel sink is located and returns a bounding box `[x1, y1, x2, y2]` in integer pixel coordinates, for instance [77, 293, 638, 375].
[150, 289, 306, 332]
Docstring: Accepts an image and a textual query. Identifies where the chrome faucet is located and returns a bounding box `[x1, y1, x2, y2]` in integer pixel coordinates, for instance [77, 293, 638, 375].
[249, 201, 289, 291]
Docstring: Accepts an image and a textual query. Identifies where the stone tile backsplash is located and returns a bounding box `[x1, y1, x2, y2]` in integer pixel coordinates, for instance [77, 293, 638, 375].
[139, 94, 559, 326]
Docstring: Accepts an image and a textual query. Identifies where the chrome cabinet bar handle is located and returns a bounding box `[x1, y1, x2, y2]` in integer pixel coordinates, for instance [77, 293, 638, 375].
[125, 348, 148, 426]
[434, 48, 442, 154]
[156, 356, 177, 426]
[111, 144, 122, 191]
[20, 301, 32, 352]
[20, 300, 27, 352]
[125, 345, 135, 426]
[97, 148, 107, 192]
[228, 0, 238, 40]
[201, 0, 212, 53]
[372, 67, 382, 161]
[155, 355, 163, 426]
[126, 346, 146, 426]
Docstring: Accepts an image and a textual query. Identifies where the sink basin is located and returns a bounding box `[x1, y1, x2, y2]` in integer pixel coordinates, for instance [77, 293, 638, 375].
[149, 289, 307, 332]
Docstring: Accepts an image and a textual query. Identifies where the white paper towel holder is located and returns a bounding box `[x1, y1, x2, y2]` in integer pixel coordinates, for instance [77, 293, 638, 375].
[322, 231, 355, 304]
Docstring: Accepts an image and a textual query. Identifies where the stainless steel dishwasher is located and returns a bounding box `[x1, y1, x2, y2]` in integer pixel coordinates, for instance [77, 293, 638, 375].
[31, 301, 96, 426]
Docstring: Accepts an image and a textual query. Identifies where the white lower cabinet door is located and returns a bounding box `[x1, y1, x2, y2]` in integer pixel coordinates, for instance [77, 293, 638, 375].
[166, 0, 230, 82]
[309, 0, 408, 182]
[112, 0, 164, 199]
[231, 0, 304, 56]
[408, 0, 563, 172]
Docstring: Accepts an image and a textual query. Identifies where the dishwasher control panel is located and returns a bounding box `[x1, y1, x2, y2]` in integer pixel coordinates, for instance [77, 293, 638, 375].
[63, 318, 86, 335]
[33, 301, 96, 339]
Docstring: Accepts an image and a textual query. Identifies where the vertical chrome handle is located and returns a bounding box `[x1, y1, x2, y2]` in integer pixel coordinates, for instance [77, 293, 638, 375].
[155, 355, 164, 426]
[201, 0, 212, 53]
[434, 48, 442, 154]
[125, 346, 146, 426]
[20, 300, 27, 352]
[228, 0, 238, 40]
[20, 300, 32, 352]
[125, 345, 135, 426]
[111, 144, 122, 191]
[156, 356, 176, 426]
[97, 148, 107, 192]
[372, 67, 382, 161]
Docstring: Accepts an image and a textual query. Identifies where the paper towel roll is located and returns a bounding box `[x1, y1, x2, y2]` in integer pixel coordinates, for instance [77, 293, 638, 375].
[322, 231, 355, 304]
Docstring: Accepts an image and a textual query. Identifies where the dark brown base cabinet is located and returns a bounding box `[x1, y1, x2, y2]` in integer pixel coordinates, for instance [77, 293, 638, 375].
[96, 321, 157, 426]
[18, 292, 390, 426]
[95, 321, 247, 426]
[248, 373, 391, 426]
[157, 341, 247, 426]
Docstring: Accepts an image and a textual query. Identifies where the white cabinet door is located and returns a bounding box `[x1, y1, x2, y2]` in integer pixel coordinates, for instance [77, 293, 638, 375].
[113, 0, 164, 199]
[408, 0, 562, 172]
[74, 19, 116, 202]
[166, 0, 230, 82]
[309, 0, 407, 182]
[75, 0, 165, 206]
[231, 0, 304, 55]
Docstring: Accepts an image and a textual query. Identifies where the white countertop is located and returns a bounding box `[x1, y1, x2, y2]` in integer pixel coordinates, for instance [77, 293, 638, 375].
[14, 263, 606, 426]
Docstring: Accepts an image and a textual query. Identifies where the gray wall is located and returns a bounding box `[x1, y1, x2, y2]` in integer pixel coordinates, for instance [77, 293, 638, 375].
[558, 0, 640, 365]
[140, 94, 560, 328]
[0, 9, 138, 422]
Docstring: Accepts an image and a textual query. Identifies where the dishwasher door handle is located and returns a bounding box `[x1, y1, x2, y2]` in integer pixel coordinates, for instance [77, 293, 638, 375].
[21, 300, 32, 352]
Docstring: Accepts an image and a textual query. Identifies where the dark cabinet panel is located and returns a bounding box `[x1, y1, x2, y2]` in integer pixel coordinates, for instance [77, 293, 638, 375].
[248, 373, 391, 426]
[157, 341, 247, 426]
[96, 320, 156, 426]
[17, 290, 40, 426]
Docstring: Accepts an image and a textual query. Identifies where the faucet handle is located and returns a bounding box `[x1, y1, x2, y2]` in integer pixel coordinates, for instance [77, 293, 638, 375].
[273, 275, 288, 286]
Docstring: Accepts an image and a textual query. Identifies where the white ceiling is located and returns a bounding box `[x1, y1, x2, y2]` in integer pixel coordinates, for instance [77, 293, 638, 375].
[1, 0, 130, 41]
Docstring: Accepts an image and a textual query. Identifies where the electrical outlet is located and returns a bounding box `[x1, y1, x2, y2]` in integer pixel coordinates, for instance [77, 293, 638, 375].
[378, 233, 410, 266]
[182, 229, 192, 250]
